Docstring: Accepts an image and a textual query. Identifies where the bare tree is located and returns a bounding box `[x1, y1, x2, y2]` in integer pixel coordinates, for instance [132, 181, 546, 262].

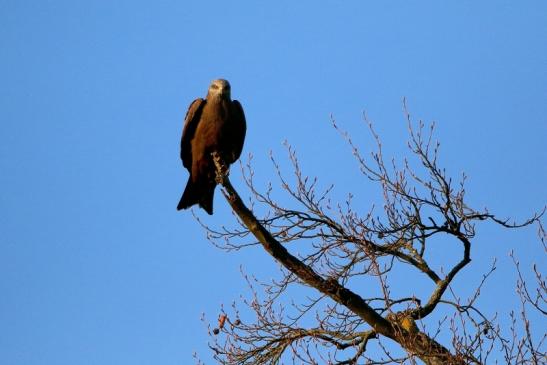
[195, 106, 545, 364]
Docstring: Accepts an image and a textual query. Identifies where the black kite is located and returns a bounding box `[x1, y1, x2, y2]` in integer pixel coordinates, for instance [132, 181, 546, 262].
[177, 79, 246, 214]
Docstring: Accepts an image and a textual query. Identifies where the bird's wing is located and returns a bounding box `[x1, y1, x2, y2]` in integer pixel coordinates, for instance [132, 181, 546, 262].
[181, 98, 206, 169]
[230, 100, 247, 162]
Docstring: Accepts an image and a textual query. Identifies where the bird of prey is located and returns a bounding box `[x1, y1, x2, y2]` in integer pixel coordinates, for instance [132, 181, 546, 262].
[177, 79, 246, 215]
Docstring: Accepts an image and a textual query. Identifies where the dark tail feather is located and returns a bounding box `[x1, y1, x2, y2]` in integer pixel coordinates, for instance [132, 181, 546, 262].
[199, 184, 215, 215]
[177, 178, 215, 215]
[177, 178, 198, 211]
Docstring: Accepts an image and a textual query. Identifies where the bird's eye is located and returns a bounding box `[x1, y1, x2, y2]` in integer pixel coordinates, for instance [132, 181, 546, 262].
[211, 84, 219, 89]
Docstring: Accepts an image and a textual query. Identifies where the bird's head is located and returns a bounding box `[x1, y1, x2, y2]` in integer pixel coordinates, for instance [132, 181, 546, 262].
[207, 79, 231, 100]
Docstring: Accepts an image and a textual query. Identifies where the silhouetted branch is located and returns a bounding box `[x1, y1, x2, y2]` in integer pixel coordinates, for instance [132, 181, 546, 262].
[197, 112, 544, 365]
[212, 152, 466, 365]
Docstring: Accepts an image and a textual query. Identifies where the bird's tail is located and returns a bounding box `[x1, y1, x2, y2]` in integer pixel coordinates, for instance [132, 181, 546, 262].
[177, 179, 198, 211]
[177, 178, 215, 215]
[198, 184, 214, 215]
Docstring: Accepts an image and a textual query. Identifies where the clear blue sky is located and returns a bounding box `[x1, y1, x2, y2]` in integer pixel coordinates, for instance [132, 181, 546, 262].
[1, 1, 545, 364]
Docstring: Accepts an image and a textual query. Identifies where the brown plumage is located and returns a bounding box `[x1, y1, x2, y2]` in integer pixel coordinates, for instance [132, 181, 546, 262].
[177, 79, 246, 214]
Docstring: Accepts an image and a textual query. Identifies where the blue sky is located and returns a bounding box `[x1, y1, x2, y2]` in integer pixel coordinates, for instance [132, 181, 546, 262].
[1, 1, 545, 364]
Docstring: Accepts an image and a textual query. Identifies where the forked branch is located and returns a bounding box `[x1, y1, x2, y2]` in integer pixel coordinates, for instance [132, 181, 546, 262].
[212, 152, 466, 365]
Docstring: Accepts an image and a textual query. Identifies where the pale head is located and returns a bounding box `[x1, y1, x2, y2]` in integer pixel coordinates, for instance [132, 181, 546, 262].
[207, 79, 231, 99]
